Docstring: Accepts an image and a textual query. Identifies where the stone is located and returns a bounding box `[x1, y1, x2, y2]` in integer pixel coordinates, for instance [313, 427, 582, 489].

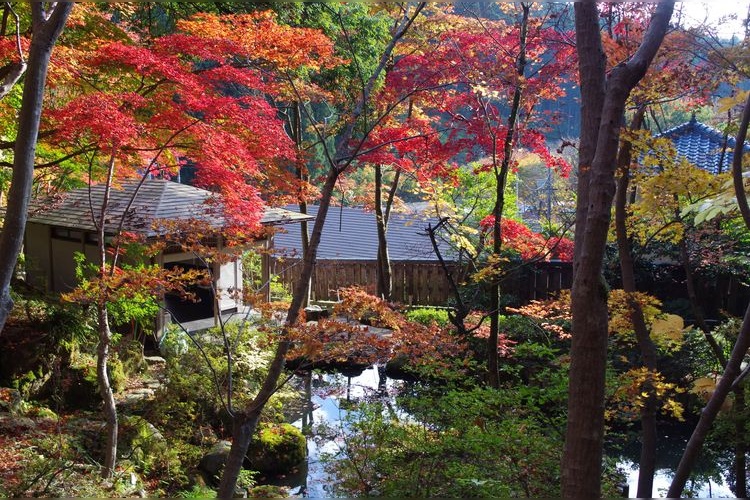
[199, 440, 232, 484]
[0, 387, 21, 413]
[0, 414, 35, 430]
[144, 355, 166, 366]
[245, 423, 306, 475]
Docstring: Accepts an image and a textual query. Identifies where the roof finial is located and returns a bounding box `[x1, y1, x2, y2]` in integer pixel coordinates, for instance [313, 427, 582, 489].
[690, 112, 697, 124]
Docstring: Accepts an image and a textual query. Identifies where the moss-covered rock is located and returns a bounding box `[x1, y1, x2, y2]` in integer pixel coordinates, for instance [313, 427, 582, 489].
[245, 423, 306, 475]
[60, 364, 100, 410]
[57, 352, 128, 410]
[199, 440, 232, 485]
[246, 485, 289, 498]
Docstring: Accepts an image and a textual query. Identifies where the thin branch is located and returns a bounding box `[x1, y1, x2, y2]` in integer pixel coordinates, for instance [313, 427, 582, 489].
[8, 3, 22, 63]
[732, 90, 750, 230]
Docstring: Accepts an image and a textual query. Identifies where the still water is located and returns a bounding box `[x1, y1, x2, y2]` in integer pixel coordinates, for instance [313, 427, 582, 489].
[271, 366, 735, 498]
[271, 366, 397, 498]
[620, 459, 733, 498]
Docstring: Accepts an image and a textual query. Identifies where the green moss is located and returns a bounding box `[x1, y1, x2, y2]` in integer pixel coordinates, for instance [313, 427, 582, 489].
[246, 485, 289, 498]
[73, 351, 127, 395]
[246, 423, 306, 474]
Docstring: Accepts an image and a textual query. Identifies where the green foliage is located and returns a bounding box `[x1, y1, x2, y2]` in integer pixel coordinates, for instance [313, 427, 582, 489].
[323, 386, 564, 497]
[246, 484, 289, 498]
[289, 3, 392, 100]
[498, 314, 548, 342]
[10, 369, 43, 399]
[117, 339, 148, 377]
[709, 317, 743, 366]
[73, 351, 127, 393]
[120, 415, 182, 478]
[17, 401, 58, 419]
[405, 307, 450, 327]
[9, 291, 94, 350]
[242, 251, 292, 302]
[236, 469, 258, 491]
[176, 484, 218, 498]
[146, 322, 293, 440]
[435, 164, 519, 232]
[6, 432, 142, 498]
[716, 217, 750, 281]
[72, 252, 158, 331]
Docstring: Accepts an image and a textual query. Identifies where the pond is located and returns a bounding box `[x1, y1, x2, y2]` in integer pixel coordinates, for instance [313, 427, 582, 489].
[614, 422, 735, 498]
[620, 459, 733, 498]
[267, 366, 735, 498]
[266, 365, 401, 497]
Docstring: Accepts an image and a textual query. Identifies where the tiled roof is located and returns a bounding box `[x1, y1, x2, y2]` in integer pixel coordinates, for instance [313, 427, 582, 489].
[273, 205, 455, 262]
[26, 179, 312, 235]
[657, 116, 750, 175]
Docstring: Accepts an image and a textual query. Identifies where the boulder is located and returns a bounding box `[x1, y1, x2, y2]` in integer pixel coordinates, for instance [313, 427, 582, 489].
[199, 440, 232, 484]
[245, 423, 306, 475]
[0, 387, 21, 413]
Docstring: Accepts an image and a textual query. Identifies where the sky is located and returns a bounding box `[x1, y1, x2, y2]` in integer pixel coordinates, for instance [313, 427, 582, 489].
[678, 1, 749, 39]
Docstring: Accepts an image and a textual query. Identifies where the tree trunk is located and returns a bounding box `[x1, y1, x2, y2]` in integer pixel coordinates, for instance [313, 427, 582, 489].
[291, 101, 311, 306]
[668, 80, 750, 499]
[374, 164, 392, 300]
[564, 2, 674, 497]
[734, 386, 747, 498]
[668, 302, 750, 497]
[218, 337, 290, 497]
[614, 108, 658, 497]
[0, 4, 72, 334]
[96, 151, 119, 477]
[564, 5, 611, 495]
[216, 6, 425, 494]
[217, 167, 341, 499]
[571, 4, 606, 269]
[97, 304, 118, 478]
[487, 176, 504, 389]
[729, 91, 750, 498]
[488, 3, 529, 389]
[0, 62, 26, 100]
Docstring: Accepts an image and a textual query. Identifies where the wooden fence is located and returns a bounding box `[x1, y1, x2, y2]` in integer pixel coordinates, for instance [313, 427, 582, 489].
[271, 257, 750, 317]
[271, 258, 573, 306]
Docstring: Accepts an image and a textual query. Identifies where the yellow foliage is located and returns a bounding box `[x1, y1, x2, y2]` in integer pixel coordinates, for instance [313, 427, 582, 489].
[718, 90, 749, 114]
[470, 253, 509, 284]
[449, 233, 478, 257]
[650, 313, 685, 350]
[607, 290, 685, 351]
[690, 376, 734, 411]
[624, 134, 727, 246]
[691, 376, 718, 397]
[607, 289, 661, 336]
[609, 367, 685, 422]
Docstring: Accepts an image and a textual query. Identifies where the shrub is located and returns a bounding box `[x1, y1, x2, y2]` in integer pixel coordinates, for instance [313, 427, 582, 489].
[120, 416, 180, 477]
[405, 307, 450, 327]
[324, 390, 564, 497]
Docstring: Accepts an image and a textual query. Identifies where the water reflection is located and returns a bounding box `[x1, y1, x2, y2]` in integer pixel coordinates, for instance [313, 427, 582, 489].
[277, 367, 736, 499]
[620, 459, 733, 498]
[612, 423, 736, 498]
[275, 366, 399, 498]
